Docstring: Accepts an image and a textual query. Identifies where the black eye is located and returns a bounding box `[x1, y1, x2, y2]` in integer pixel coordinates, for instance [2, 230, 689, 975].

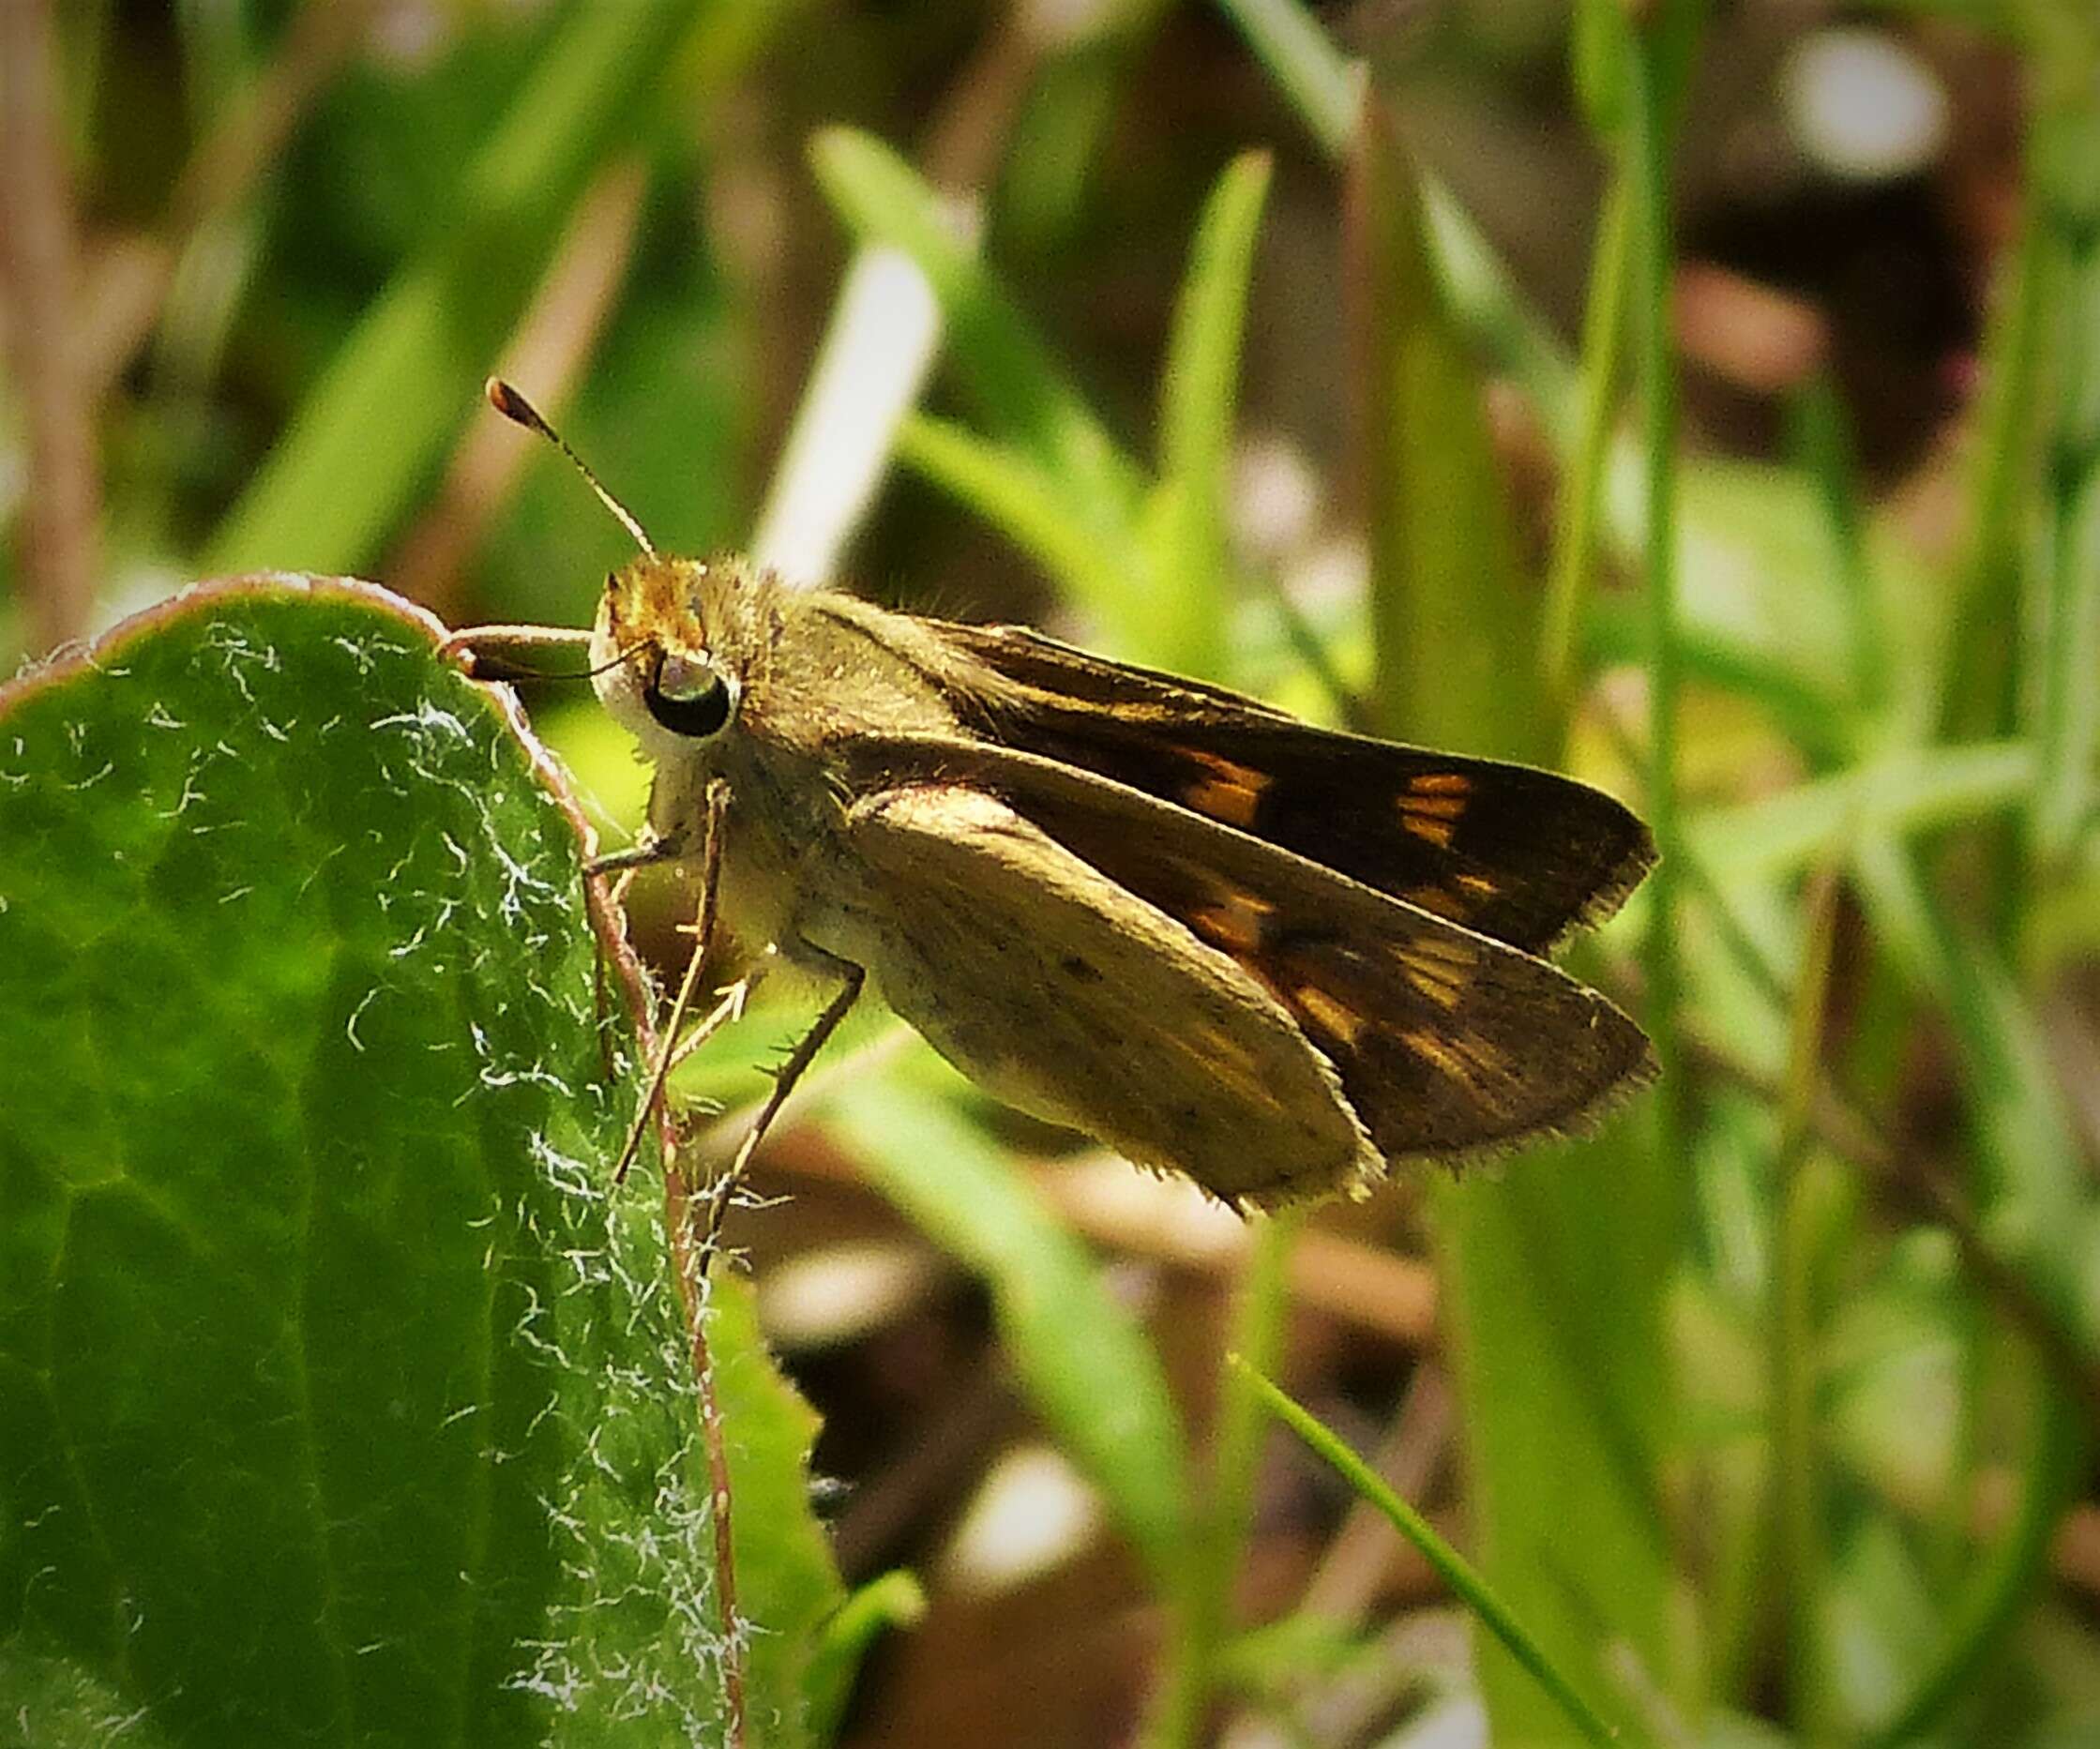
[644, 652, 733, 738]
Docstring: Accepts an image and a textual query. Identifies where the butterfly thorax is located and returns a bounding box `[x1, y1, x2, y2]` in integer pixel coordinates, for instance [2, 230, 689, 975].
[592, 554, 987, 961]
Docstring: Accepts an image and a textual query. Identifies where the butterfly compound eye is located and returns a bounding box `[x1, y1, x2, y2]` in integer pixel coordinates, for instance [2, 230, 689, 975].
[644, 651, 733, 738]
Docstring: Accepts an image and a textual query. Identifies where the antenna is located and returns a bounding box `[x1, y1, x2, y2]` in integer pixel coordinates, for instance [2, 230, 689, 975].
[484, 377, 657, 558]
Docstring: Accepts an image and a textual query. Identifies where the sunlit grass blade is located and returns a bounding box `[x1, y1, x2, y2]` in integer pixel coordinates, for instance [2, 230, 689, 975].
[1687, 741, 2034, 883]
[1211, 0, 1362, 158]
[1230, 1359, 1622, 1748]
[750, 245, 944, 589]
[808, 127, 1144, 549]
[1542, 173, 1631, 719]
[896, 413, 1133, 622]
[1145, 1212, 1298, 1749]
[1141, 148, 1273, 681]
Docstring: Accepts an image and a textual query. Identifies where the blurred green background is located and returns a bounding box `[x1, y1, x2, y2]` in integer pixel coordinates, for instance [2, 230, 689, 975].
[3, 1, 2096, 1744]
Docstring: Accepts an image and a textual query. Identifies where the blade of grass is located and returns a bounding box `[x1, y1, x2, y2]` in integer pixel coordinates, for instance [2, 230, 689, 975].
[2028, 173, 2100, 873]
[1772, 867, 1843, 1744]
[1210, 0, 1362, 159]
[201, 0, 702, 578]
[1349, 81, 1671, 1743]
[1687, 740, 2034, 884]
[2031, 430, 2099, 877]
[1230, 1359, 1623, 1749]
[1542, 173, 1631, 722]
[1853, 838, 2095, 1349]
[819, 1068, 1192, 1599]
[808, 127, 1144, 554]
[803, 1570, 928, 1746]
[897, 413, 1136, 621]
[1217, 0, 1579, 432]
[1851, 832, 2096, 1734]
[749, 245, 944, 589]
[1141, 148, 1273, 679]
[1145, 1211, 1298, 1749]
[1863, 1378, 2085, 1747]
[1350, 101, 1536, 759]
[1585, 596, 1851, 756]
[1937, 158, 2050, 750]
[1622, 8, 1692, 1159]
[1787, 373, 1884, 725]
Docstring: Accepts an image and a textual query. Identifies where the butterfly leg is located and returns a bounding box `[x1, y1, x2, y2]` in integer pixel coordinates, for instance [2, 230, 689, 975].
[695, 952, 865, 1277]
[436, 621, 593, 675]
[668, 963, 765, 1073]
[587, 824, 689, 879]
[612, 777, 731, 1184]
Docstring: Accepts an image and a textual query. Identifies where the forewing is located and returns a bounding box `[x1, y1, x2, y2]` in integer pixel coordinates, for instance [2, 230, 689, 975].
[841, 735, 1654, 1167]
[831, 784, 1379, 1207]
[940, 621, 1653, 951]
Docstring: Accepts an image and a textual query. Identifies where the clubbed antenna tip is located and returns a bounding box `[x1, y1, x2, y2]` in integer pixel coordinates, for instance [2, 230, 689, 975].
[483, 376, 657, 559]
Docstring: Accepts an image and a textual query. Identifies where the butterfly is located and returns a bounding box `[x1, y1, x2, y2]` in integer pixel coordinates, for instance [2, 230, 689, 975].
[446, 382, 1654, 1238]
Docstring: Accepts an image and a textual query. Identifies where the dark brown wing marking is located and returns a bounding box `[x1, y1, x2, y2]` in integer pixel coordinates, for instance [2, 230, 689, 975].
[931, 621, 1654, 952]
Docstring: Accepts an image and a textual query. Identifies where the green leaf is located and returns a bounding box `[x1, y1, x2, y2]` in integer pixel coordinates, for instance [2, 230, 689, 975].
[201, 0, 703, 579]
[803, 1570, 927, 1745]
[0, 578, 841, 1744]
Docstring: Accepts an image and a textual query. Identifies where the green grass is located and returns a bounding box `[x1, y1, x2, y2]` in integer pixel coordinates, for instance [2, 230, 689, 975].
[4, 1, 2098, 1743]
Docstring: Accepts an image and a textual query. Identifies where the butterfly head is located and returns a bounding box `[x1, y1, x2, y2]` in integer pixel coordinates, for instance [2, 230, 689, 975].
[592, 556, 744, 754]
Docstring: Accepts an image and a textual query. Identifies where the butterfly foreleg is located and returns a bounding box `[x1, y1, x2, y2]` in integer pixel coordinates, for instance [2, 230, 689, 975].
[587, 822, 691, 879]
[612, 777, 731, 1184]
[695, 951, 865, 1276]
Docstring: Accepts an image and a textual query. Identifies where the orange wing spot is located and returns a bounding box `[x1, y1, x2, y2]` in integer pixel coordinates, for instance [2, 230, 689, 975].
[1400, 815, 1455, 848]
[1395, 940, 1471, 1011]
[1402, 885, 1466, 920]
[1409, 772, 1473, 795]
[1399, 793, 1468, 820]
[1456, 1033, 1512, 1078]
[1456, 872, 1498, 896]
[1181, 748, 1268, 829]
[1294, 986, 1366, 1047]
[1186, 886, 1273, 955]
[1186, 777, 1262, 828]
[1403, 1028, 1513, 1116]
[1403, 969, 1464, 1009]
[1400, 934, 1474, 969]
[1402, 1026, 1473, 1084]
